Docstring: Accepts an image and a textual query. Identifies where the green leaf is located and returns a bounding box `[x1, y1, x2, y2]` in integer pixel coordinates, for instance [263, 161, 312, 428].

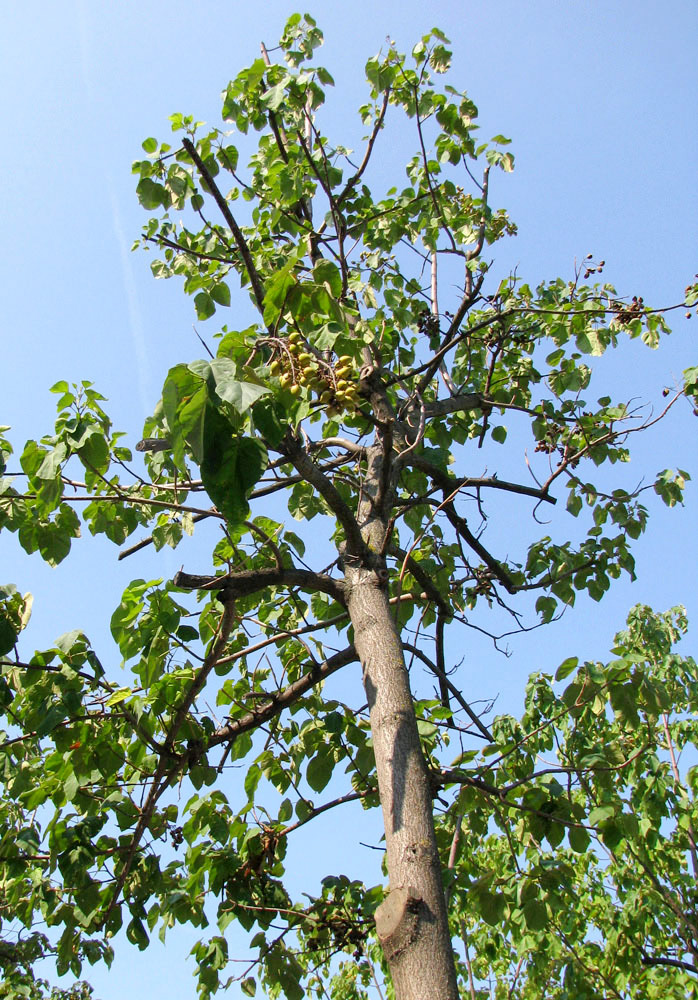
[555, 656, 578, 681]
[262, 264, 297, 326]
[194, 291, 216, 320]
[200, 417, 267, 527]
[37, 442, 68, 480]
[312, 259, 343, 298]
[477, 889, 505, 926]
[36, 703, 66, 737]
[63, 771, 79, 802]
[210, 283, 231, 307]
[306, 748, 333, 793]
[0, 613, 17, 655]
[523, 898, 547, 930]
[262, 80, 289, 111]
[417, 719, 437, 737]
[126, 917, 150, 950]
[162, 363, 210, 466]
[576, 327, 605, 356]
[209, 359, 271, 412]
[589, 804, 616, 826]
[105, 687, 133, 707]
[568, 825, 591, 853]
[241, 978, 257, 997]
[536, 595, 557, 623]
[136, 177, 167, 210]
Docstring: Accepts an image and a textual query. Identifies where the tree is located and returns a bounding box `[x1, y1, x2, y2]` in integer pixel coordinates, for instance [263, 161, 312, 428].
[445, 602, 698, 999]
[0, 14, 696, 999]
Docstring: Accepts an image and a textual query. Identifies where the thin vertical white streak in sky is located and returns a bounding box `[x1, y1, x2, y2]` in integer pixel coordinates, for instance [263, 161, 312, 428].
[108, 181, 153, 414]
[74, 0, 153, 414]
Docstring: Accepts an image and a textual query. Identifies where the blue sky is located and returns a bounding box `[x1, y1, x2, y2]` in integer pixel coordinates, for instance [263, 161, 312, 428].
[1, 1, 697, 997]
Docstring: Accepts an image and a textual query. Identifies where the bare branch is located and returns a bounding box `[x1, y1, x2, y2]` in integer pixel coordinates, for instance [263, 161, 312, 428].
[279, 788, 373, 838]
[117, 453, 360, 562]
[173, 565, 346, 605]
[423, 391, 485, 419]
[438, 769, 594, 831]
[407, 459, 556, 506]
[388, 543, 452, 618]
[442, 504, 517, 594]
[142, 233, 236, 267]
[402, 643, 493, 742]
[465, 166, 490, 264]
[335, 90, 390, 211]
[435, 611, 450, 710]
[118, 510, 213, 561]
[13, 491, 217, 520]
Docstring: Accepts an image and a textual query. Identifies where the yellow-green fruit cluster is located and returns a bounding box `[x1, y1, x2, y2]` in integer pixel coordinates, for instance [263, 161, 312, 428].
[269, 334, 360, 412]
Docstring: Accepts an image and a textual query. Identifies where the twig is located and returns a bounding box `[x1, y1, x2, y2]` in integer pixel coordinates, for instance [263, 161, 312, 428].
[181, 137, 266, 314]
[334, 90, 390, 212]
[662, 712, 698, 880]
[401, 643, 493, 742]
[641, 954, 698, 975]
[279, 789, 372, 838]
[460, 918, 477, 1000]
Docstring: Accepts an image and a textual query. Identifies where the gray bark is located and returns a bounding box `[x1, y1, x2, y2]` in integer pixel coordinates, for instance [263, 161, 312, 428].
[340, 369, 460, 998]
[345, 565, 460, 999]
[283, 362, 462, 997]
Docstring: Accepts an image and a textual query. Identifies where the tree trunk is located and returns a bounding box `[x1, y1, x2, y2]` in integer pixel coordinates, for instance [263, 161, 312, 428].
[345, 564, 460, 999]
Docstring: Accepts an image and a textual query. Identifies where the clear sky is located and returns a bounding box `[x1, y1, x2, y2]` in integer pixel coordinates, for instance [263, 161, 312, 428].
[2, 2, 697, 997]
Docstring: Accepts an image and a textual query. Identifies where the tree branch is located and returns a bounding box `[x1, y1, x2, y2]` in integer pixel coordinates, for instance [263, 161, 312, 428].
[423, 391, 487, 419]
[406, 459, 556, 506]
[279, 788, 373, 838]
[117, 453, 363, 563]
[641, 954, 698, 975]
[442, 504, 517, 594]
[388, 543, 452, 618]
[402, 643, 493, 742]
[173, 566, 346, 606]
[209, 645, 357, 747]
[438, 769, 594, 831]
[281, 432, 369, 559]
[465, 166, 490, 264]
[143, 233, 236, 267]
[181, 137, 266, 315]
[335, 90, 390, 211]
